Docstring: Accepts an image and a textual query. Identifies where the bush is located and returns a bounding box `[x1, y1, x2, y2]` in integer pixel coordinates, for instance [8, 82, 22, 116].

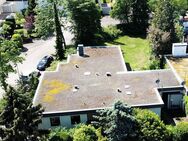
[184, 96, 188, 116]
[49, 128, 72, 141]
[11, 33, 23, 48]
[103, 25, 122, 41]
[172, 122, 188, 141]
[1, 21, 15, 37]
[135, 109, 171, 141]
[14, 29, 32, 43]
[15, 12, 26, 28]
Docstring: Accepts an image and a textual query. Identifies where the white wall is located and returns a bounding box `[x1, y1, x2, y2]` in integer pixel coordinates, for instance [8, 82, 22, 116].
[172, 43, 187, 56]
[38, 114, 88, 130]
[1, 1, 28, 13]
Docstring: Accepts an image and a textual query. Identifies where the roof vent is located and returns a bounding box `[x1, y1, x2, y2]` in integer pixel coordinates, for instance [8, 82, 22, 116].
[106, 72, 112, 77]
[117, 88, 122, 93]
[84, 72, 91, 76]
[73, 85, 79, 92]
[75, 64, 79, 68]
[95, 72, 100, 76]
[126, 91, 132, 95]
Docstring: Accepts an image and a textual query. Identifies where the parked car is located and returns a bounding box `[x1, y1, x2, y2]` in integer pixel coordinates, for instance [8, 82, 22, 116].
[19, 71, 41, 84]
[37, 55, 53, 71]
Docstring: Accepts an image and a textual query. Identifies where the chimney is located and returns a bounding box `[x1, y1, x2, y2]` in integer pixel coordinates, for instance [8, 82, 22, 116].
[77, 44, 84, 56]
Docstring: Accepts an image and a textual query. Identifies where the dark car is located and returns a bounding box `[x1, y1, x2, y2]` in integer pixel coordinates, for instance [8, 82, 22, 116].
[37, 55, 53, 71]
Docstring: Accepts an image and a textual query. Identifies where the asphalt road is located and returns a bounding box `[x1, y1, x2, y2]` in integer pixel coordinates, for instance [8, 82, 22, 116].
[0, 29, 73, 98]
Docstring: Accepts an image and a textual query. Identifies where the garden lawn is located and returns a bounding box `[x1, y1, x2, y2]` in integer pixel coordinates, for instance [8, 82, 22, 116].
[105, 35, 151, 70]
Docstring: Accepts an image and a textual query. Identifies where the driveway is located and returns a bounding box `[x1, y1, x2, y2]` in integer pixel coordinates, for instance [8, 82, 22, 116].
[101, 16, 120, 27]
[0, 29, 73, 98]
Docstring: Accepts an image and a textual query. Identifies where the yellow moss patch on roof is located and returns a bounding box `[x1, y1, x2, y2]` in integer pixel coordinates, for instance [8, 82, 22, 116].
[42, 80, 72, 102]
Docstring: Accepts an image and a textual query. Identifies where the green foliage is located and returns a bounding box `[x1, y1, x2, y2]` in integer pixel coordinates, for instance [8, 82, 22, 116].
[53, 1, 66, 60]
[175, 23, 184, 42]
[65, 0, 101, 45]
[0, 99, 6, 113]
[11, 33, 23, 48]
[95, 101, 137, 141]
[34, 1, 55, 38]
[147, 26, 171, 57]
[110, 0, 132, 23]
[135, 109, 170, 141]
[146, 57, 160, 70]
[0, 38, 23, 91]
[0, 86, 44, 140]
[49, 128, 72, 141]
[73, 124, 98, 141]
[25, 0, 36, 16]
[15, 12, 26, 28]
[65, 45, 76, 57]
[103, 25, 122, 40]
[184, 96, 188, 116]
[172, 122, 188, 141]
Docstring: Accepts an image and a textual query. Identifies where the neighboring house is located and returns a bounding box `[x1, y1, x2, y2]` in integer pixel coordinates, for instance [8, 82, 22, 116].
[0, 0, 27, 13]
[33, 46, 185, 129]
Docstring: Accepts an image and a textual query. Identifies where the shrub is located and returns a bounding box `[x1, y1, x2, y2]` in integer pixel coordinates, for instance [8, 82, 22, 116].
[103, 25, 122, 41]
[15, 12, 26, 28]
[184, 96, 188, 116]
[135, 109, 171, 141]
[11, 33, 23, 48]
[172, 122, 188, 141]
[1, 21, 15, 37]
[49, 128, 72, 141]
[14, 29, 32, 43]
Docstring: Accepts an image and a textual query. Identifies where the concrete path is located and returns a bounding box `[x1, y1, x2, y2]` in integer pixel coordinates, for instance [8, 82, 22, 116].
[101, 16, 120, 27]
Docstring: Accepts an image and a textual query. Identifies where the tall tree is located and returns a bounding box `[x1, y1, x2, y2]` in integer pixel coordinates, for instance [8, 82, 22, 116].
[66, 0, 101, 45]
[26, 0, 36, 16]
[0, 38, 23, 91]
[132, 0, 150, 33]
[0, 86, 44, 141]
[110, 0, 133, 24]
[53, 1, 66, 59]
[95, 101, 137, 141]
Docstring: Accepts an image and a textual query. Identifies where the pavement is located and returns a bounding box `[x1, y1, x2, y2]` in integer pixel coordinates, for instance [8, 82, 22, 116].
[101, 15, 120, 27]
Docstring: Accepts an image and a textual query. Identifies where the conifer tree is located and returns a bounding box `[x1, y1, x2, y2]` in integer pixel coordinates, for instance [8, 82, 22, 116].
[53, 1, 66, 60]
[0, 86, 44, 141]
[95, 101, 137, 141]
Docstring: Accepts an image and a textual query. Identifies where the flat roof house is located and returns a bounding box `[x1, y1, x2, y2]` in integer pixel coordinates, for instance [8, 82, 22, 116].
[33, 46, 185, 129]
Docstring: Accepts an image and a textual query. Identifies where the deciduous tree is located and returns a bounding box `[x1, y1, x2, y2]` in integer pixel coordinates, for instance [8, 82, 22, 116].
[0, 38, 23, 91]
[65, 0, 101, 45]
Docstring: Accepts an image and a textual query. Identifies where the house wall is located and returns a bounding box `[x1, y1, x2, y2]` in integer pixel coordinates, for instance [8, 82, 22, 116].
[1, 1, 28, 13]
[38, 114, 88, 129]
[148, 107, 161, 117]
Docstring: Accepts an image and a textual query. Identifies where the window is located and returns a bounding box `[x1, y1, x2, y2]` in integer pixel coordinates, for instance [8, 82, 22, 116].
[71, 115, 81, 125]
[50, 117, 60, 126]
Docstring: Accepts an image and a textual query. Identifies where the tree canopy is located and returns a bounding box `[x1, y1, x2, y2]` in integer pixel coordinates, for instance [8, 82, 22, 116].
[0, 86, 44, 141]
[65, 0, 101, 45]
[95, 101, 137, 141]
[0, 38, 23, 91]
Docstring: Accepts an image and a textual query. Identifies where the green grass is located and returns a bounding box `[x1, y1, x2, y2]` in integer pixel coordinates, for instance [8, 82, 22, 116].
[105, 35, 151, 70]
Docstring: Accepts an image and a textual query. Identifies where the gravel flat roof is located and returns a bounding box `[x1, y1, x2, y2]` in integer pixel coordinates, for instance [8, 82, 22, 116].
[33, 47, 180, 113]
